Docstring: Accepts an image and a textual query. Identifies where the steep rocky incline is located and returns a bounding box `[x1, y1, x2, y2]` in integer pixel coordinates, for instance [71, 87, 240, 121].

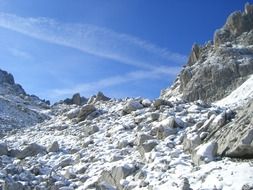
[206, 100, 253, 158]
[1, 3, 253, 190]
[161, 3, 253, 103]
[160, 3, 253, 162]
[0, 69, 49, 135]
[1, 96, 253, 190]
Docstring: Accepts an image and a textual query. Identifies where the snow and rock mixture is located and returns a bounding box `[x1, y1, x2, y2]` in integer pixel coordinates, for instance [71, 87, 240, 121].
[1, 3, 253, 190]
[0, 97, 253, 190]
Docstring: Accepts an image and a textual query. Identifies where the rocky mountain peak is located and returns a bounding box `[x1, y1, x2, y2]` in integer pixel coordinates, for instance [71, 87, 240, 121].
[214, 2, 253, 47]
[162, 3, 253, 103]
[0, 69, 26, 96]
[0, 69, 15, 85]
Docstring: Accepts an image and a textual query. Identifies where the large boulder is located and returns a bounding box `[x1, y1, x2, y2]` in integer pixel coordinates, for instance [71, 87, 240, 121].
[183, 133, 201, 153]
[66, 107, 81, 119]
[99, 164, 137, 189]
[83, 125, 99, 136]
[191, 141, 218, 165]
[78, 104, 96, 121]
[88, 91, 110, 104]
[135, 133, 154, 146]
[3, 178, 25, 190]
[153, 99, 173, 108]
[16, 143, 46, 159]
[0, 143, 8, 156]
[206, 100, 253, 158]
[138, 140, 158, 156]
[47, 141, 60, 153]
[122, 100, 143, 114]
[63, 93, 87, 105]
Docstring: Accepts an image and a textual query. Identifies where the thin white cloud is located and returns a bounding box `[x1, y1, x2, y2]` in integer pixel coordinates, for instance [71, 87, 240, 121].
[48, 66, 181, 99]
[0, 12, 187, 69]
[8, 48, 33, 60]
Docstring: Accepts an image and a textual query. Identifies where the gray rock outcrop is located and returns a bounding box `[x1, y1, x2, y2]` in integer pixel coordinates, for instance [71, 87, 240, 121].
[122, 100, 143, 114]
[206, 100, 253, 158]
[47, 141, 60, 153]
[63, 93, 87, 105]
[87, 91, 110, 104]
[3, 178, 25, 190]
[191, 141, 218, 165]
[77, 104, 96, 122]
[0, 69, 49, 134]
[99, 164, 137, 189]
[0, 143, 8, 156]
[16, 143, 46, 159]
[161, 3, 253, 102]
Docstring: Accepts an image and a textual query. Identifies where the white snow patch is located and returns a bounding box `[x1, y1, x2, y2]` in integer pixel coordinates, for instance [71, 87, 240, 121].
[215, 74, 253, 109]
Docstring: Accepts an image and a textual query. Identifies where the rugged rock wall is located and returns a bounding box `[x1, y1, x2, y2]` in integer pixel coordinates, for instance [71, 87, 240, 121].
[161, 3, 253, 102]
[160, 3, 253, 160]
[0, 69, 49, 134]
[0, 69, 26, 96]
[205, 100, 253, 158]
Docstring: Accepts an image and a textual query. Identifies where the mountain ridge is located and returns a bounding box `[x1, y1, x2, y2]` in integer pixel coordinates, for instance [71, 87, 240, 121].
[0, 3, 253, 190]
[161, 2, 253, 104]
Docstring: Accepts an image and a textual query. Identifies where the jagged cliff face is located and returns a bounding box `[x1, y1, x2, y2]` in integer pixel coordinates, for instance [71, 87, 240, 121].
[0, 69, 49, 134]
[0, 69, 26, 96]
[161, 3, 253, 102]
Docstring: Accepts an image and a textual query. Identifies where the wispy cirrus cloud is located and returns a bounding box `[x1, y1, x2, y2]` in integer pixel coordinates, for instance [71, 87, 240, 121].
[0, 12, 187, 69]
[48, 66, 181, 99]
[8, 48, 33, 60]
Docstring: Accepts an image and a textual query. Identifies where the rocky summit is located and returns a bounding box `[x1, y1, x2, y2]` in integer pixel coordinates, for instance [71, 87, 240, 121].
[1, 3, 253, 190]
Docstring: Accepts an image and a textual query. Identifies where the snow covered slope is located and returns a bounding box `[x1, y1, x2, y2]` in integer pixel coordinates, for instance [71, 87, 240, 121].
[215, 74, 253, 109]
[1, 97, 253, 190]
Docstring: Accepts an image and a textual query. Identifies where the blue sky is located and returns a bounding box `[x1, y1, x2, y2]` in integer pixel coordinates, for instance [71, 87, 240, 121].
[0, 0, 250, 102]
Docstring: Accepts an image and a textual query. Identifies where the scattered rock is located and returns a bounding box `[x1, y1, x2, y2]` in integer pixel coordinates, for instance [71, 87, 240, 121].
[242, 183, 253, 190]
[99, 164, 137, 189]
[3, 178, 25, 190]
[141, 99, 152, 107]
[67, 108, 81, 119]
[83, 125, 99, 136]
[88, 92, 110, 104]
[47, 141, 60, 153]
[149, 112, 160, 121]
[63, 93, 87, 105]
[122, 100, 143, 114]
[78, 104, 96, 121]
[212, 112, 226, 128]
[179, 178, 192, 190]
[58, 158, 74, 168]
[0, 143, 8, 156]
[16, 143, 45, 159]
[136, 133, 154, 146]
[192, 141, 218, 165]
[153, 99, 172, 108]
[155, 125, 177, 140]
[183, 134, 201, 153]
[138, 140, 158, 155]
